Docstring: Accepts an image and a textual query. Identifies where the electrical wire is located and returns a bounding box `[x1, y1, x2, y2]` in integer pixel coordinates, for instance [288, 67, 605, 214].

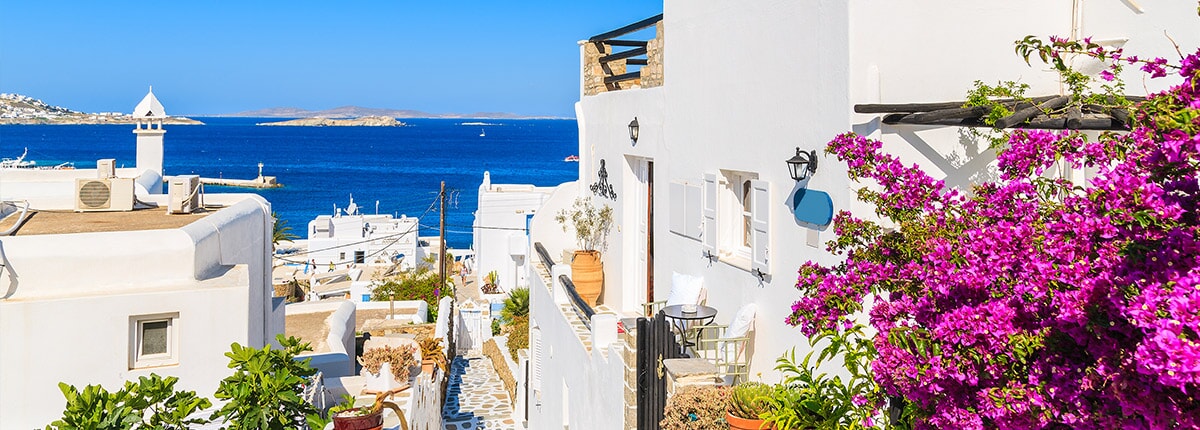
[275, 189, 447, 265]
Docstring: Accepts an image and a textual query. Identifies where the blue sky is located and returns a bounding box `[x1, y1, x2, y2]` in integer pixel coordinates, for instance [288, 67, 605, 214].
[0, 1, 662, 117]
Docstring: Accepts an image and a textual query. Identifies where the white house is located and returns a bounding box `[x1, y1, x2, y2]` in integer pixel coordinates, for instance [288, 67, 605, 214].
[471, 171, 556, 295]
[0, 90, 281, 428]
[305, 196, 422, 270]
[523, 2, 1200, 429]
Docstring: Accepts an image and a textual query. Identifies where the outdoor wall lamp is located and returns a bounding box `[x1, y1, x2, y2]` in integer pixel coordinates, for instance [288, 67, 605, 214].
[628, 117, 640, 143]
[787, 147, 819, 181]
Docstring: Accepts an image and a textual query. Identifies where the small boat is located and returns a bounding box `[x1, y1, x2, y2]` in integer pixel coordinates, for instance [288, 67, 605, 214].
[479, 129, 486, 137]
[564, 155, 579, 162]
[0, 148, 36, 169]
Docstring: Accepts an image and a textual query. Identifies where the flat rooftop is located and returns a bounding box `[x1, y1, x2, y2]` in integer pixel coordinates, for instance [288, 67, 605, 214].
[0, 208, 211, 236]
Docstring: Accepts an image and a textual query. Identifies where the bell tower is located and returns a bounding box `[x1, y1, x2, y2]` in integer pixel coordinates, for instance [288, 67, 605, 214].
[132, 87, 166, 194]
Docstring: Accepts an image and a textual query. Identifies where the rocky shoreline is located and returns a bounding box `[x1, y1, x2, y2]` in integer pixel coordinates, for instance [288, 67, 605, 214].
[257, 116, 406, 127]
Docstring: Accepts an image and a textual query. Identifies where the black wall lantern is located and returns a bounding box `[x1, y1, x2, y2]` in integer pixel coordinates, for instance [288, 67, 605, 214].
[628, 117, 640, 143]
[787, 147, 819, 181]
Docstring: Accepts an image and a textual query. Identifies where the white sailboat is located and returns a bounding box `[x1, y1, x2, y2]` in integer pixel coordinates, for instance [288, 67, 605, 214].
[479, 128, 486, 137]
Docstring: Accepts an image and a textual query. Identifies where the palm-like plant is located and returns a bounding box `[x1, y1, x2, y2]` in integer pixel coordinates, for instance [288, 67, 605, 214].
[501, 287, 529, 323]
[272, 212, 298, 245]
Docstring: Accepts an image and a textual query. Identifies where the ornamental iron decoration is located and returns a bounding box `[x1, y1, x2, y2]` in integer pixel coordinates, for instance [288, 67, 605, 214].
[590, 159, 617, 200]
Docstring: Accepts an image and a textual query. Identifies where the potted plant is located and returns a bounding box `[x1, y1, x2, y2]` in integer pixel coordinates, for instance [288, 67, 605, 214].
[418, 337, 447, 375]
[727, 381, 773, 430]
[330, 392, 407, 430]
[481, 270, 501, 294]
[359, 344, 418, 385]
[555, 197, 613, 306]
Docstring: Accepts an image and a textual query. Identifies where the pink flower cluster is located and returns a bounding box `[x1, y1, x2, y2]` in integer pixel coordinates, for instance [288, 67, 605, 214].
[790, 47, 1200, 429]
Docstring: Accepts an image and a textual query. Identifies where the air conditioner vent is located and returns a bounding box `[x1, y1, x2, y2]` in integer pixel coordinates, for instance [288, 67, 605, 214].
[78, 180, 112, 209]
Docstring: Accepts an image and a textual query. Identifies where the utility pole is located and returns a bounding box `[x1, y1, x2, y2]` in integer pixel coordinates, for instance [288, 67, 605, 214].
[440, 181, 454, 360]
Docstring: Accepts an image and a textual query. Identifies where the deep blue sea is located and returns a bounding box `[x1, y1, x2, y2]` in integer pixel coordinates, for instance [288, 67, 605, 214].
[0, 118, 579, 249]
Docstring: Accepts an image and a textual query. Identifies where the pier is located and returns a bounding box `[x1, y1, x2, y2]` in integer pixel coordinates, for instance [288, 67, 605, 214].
[197, 162, 282, 189]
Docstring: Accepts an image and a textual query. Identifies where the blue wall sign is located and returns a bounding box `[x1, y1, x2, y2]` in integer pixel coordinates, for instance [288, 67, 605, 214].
[792, 189, 834, 226]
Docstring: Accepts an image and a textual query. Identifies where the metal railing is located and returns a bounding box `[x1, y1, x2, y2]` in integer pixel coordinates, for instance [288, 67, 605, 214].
[587, 14, 663, 90]
[559, 275, 595, 329]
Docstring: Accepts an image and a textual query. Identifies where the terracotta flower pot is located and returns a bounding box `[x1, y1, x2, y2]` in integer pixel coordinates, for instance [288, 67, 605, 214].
[570, 250, 604, 306]
[333, 408, 382, 430]
[726, 411, 771, 430]
[421, 359, 435, 376]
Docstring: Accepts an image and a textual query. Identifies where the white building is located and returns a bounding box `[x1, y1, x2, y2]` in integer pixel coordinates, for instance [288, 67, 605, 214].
[471, 171, 555, 295]
[305, 196, 422, 270]
[0, 90, 281, 428]
[523, 2, 1200, 429]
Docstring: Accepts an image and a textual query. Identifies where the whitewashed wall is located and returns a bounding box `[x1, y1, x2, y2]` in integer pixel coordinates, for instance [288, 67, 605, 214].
[471, 174, 554, 294]
[0, 195, 275, 428]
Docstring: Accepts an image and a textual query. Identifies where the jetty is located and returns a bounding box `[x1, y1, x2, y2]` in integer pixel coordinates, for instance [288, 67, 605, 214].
[197, 163, 282, 189]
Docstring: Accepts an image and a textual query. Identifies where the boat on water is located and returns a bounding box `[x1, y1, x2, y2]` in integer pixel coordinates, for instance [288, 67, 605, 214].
[0, 148, 74, 170]
[564, 155, 579, 162]
[479, 129, 486, 137]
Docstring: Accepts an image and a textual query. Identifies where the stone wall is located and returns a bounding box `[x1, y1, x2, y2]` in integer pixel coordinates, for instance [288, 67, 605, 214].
[640, 22, 665, 88]
[484, 337, 517, 401]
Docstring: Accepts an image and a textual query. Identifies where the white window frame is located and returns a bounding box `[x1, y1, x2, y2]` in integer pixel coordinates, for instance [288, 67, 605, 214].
[129, 312, 179, 369]
[718, 170, 757, 267]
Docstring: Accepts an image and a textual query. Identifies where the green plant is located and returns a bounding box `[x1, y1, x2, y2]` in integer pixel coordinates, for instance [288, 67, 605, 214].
[372, 265, 444, 323]
[555, 197, 614, 251]
[503, 316, 529, 361]
[47, 374, 211, 430]
[760, 339, 879, 430]
[327, 394, 366, 417]
[492, 318, 502, 336]
[209, 335, 319, 429]
[419, 337, 448, 373]
[728, 381, 773, 420]
[660, 385, 731, 430]
[359, 344, 418, 383]
[272, 212, 298, 245]
[501, 287, 530, 323]
[482, 270, 502, 294]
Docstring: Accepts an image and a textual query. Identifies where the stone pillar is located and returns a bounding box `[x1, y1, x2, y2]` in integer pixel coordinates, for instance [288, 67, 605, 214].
[663, 358, 721, 399]
[641, 22, 665, 88]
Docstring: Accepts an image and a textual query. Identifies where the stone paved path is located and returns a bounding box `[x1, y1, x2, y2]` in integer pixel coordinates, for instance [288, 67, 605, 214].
[442, 353, 519, 430]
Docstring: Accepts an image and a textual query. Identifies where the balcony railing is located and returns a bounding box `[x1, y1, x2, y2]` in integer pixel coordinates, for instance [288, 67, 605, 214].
[534, 242, 555, 271]
[584, 14, 664, 96]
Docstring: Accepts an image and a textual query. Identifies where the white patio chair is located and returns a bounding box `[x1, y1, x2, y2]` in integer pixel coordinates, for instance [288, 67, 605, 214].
[692, 303, 757, 384]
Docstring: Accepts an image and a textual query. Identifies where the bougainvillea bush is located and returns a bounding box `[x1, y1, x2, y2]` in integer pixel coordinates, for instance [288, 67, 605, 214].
[788, 38, 1200, 429]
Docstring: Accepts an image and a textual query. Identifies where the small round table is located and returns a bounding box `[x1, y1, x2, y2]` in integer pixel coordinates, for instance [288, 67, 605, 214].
[660, 304, 718, 355]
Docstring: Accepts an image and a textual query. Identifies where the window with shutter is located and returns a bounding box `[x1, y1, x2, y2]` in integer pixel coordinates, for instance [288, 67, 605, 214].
[701, 173, 718, 258]
[750, 179, 770, 276]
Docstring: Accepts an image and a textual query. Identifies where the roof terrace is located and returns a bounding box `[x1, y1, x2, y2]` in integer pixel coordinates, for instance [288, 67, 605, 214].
[583, 14, 664, 96]
[0, 207, 211, 236]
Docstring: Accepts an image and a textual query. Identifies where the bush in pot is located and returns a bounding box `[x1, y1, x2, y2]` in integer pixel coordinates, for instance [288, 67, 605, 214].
[359, 344, 418, 384]
[418, 337, 447, 375]
[727, 381, 773, 430]
[555, 197, 613, 306]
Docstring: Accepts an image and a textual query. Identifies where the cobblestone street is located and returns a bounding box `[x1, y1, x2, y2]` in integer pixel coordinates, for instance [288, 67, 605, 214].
[442, 354, 520, 430]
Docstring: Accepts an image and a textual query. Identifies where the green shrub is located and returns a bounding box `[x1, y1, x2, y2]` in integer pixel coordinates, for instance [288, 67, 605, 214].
[372, 270, 445, 323]
[209, 335, 319, 429]
[47, 374, 211, 430]
[501, 287, 530, 323]
[504, 316, 529, 361]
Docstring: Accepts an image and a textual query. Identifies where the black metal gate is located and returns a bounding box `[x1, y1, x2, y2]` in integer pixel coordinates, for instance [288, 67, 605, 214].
[637, 312, 683, 429]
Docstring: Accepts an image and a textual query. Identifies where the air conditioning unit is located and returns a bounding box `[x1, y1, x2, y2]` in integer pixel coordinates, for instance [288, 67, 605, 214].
[167, 175, 201, 214]
[75, 177, 135, 212]
[96, 159, 116, 179]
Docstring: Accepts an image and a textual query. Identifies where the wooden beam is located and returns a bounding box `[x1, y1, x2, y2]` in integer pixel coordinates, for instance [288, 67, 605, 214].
[626, 59, 648, 66]
[604, 40, 648, 47]
[903, 106, 991, 124]
[588, 14, 664, 42]
[1066, 106, 1083, 129]
[599, 47, 647, 63]
[604, 71, 642, 84]
[1111, 108, 1131, 126]
[854, 96, 1057, 114]
[994, 96, 1069, 129]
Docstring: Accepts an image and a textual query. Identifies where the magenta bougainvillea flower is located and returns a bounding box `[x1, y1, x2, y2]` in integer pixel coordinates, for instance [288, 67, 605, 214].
[790, 43, 1200, 429]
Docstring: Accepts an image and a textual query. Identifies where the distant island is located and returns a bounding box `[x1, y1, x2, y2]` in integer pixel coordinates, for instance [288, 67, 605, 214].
[220, 105, 567, 120]
[0, 93, 203, 125]
[257, 116, 406, 127]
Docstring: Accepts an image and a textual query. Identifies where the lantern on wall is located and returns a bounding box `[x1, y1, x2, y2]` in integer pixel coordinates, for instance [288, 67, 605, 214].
[786, 147, 818, 181]
[628, 117, 640, 144]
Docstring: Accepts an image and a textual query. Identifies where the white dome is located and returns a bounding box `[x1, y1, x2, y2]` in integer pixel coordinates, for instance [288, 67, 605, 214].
[132, 87, 166, 118]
